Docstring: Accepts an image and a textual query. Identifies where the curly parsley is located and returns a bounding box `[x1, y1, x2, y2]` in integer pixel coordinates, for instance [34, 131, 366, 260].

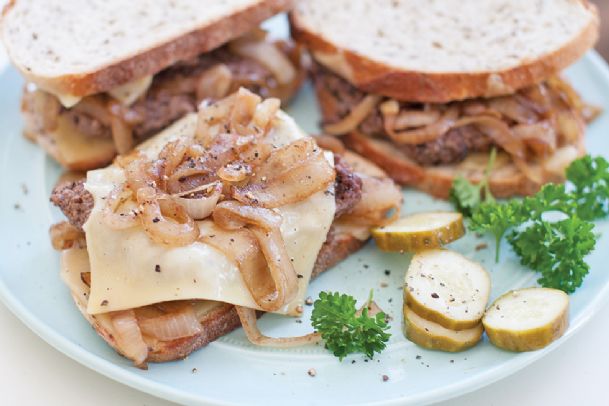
[449, 148, 497, 216]
[311, 291, 390, 360]
[566, 156, 609, 220]
[508, 218, 596, 293]
[451, 155, 609, 293]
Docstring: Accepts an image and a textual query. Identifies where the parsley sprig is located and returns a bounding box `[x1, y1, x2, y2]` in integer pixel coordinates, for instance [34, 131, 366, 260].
[450, 155, 609, 293]
[311, 291, 390, 360]
[450, 147, 497, 216]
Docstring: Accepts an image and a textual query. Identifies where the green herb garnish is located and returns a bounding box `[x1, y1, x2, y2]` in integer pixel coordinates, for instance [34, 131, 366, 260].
[449, 147, 497, 216]
[508, 217, 596, 293]
[311, 291, 390, 360]
[451, 155, 609, 293]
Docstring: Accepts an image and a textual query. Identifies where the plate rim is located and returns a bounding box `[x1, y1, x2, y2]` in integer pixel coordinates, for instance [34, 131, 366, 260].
[1, 50, 609, 406]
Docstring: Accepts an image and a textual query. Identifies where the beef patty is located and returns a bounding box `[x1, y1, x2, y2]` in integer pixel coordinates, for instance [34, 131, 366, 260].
[311, 63, 493, 166]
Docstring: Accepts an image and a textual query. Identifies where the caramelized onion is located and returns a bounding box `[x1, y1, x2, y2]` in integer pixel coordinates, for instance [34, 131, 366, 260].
[172, 182, 222, 220]
[233, 138, 335, 208]
[542, 146, 581, 178]
[313, 135, 346, 154]
[340, 176, 402, 226]
[453, 116, 527, 160]
[124, 154, 162, 192]
[394, 107, 441, 129]
[138, 187, 199, 246]
[488, 96, 539, 124]
[251, 98, 281, 135]
[323, 95, 381, 135]
[229, 37, 296, 85]
[512, 121, 557, 157]
[196, 64, 233, 102]
[102, 185, 139, 230]
[109, 104, 134, 154]
[554, 110, 585, 144]
[235, 306, 321, 347]
[201, 226, 275, 310]
[382, 103, 459, 145]
[217, 162, 252, 183]
[109, 310, 148, 367]
[213, 201, 298, 311]
[49, 221, 86, 250]
[195, 94, 236, 145]
[137, 303, 202, 341]
[72, 96, 112, 125]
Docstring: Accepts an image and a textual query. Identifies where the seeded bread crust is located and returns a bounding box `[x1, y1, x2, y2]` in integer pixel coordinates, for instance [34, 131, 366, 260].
[290, 1, 599, 102]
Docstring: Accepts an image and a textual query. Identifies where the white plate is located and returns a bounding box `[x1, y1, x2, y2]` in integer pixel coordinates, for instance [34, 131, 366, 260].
[1, 15, 609, 406]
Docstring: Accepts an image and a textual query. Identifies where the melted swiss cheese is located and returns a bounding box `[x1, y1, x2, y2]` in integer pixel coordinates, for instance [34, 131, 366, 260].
[83, 112, 336, 316]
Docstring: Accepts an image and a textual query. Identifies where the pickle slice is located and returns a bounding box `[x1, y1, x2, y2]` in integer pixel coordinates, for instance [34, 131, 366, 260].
[403, 305, 483, 352]
[404, 249, 490, 330]
[483, 288, 569, 352]
[372, 211, 464, 252]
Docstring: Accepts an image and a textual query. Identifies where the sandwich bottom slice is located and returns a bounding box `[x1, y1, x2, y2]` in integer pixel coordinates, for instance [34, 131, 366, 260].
[49, 89, 402, 367]
[312, 63, 599, 199]
[22, 30, 305, 172]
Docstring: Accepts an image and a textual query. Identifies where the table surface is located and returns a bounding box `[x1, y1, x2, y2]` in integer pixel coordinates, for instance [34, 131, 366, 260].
[2, 3, 609, 405]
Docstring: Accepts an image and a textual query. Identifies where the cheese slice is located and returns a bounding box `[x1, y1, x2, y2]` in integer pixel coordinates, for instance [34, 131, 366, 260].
[55, 93, 83, 109]
[108, 75, 153, 106]
[83, 112, 336, 316]
[42, 74, 153, 108]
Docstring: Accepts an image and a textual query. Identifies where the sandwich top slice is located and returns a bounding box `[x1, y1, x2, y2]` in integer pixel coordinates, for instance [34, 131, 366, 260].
[2, 0, 305, 170]
[290, 0, 601, 198]
[49, 88, 402, 366]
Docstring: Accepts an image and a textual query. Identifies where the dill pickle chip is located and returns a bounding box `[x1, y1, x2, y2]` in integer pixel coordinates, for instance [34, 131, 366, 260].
[483, 288, 569, 352]
[403, 305, 483, 352]
[372, 211, 464, 252]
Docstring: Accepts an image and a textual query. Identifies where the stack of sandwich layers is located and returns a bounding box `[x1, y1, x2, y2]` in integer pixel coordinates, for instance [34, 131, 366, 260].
[3, 0, 304, 170]
[291, 0, 600, 198]
[1, 0, 404, 366]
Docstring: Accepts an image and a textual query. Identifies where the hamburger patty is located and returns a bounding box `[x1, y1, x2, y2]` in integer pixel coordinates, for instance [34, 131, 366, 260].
[26, 44, 296, 144]
[311, 63, 493, 166]
[50, 155, 362, 230]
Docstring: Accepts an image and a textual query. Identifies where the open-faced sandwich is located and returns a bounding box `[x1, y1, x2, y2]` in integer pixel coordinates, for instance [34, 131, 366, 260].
[291, 0, 601, 198]
[1, 0, 305, 170]
[49, 88, 402, 367]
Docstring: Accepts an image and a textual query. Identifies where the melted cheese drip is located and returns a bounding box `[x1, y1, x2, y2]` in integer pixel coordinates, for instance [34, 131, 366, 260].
[50, 75, 153, 108]
[83, 112, 336, 316]
[108, 75, 153, 106]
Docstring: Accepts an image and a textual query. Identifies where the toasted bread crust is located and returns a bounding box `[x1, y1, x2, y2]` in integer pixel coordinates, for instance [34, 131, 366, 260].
[3, 0, 293, 98]
[289, 2, 599, 102]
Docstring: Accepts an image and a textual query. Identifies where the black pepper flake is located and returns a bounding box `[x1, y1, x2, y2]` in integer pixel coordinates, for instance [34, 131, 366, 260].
[351, 360, 356, 364]
[155, 264, 161, 273]
[100, 300, 109, 306]
[297, 274, 303, 279]
[363, 264, 369, 269]
[416, 355, 422, 360]
[152, 217, 160, 223]
[384, 269, 391, 276]
[192, 368, 198, 373]
[431, 292, 439, 299]
[382, 375, 389, 382]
